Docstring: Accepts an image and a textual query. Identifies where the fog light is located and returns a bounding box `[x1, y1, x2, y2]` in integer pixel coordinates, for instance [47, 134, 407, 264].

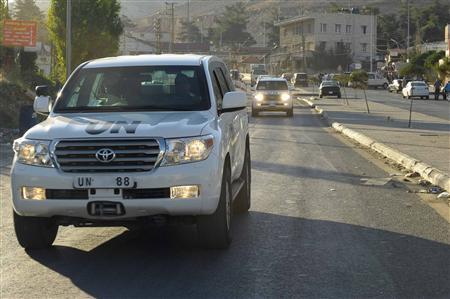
[284, 103, 288, 106]
[22, 187, 46, 200]
[257, 103, 261, 106]
[170, 185, 199, 199]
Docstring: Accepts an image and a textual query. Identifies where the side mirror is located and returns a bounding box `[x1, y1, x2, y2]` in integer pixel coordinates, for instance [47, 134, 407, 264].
[222, 91, 247, 112]
[33, 95, 52, 114]
[35, 85, 49, 97]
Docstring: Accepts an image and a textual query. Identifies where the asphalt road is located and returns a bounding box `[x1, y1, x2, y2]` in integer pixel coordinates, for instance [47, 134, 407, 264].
[1, 106, 450, 298]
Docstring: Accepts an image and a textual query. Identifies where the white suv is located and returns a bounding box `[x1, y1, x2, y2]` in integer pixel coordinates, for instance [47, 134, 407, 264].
[252, 77, 293, 117]
[11, 55, 251, 249]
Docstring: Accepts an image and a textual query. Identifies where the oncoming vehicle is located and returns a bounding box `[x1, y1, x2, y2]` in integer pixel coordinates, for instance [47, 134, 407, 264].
[292, 73, 308, 87]
[367, 72, 389, 89]
[252, 78, 293, 117]
[402, 81, 430, 99]
[319, 80, 341, 98]
[10, 55, 251, 250]
[251, 68, 267, 86]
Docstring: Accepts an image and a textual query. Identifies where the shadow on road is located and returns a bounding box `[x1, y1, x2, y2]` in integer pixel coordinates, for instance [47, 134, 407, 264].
[27, 212, 450, 298]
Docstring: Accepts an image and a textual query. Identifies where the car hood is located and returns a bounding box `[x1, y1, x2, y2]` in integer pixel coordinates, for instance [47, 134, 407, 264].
[24, 111, 214, 140]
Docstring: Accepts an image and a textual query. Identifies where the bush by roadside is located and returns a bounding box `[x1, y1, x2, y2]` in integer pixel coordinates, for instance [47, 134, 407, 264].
[0, 81, 33, 129]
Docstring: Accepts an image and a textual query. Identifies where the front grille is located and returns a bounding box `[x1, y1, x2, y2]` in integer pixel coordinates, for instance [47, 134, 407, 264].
[122, 188, 170, 199]
[46, 189, 89, 199]
[265, 95, 282, 101]
[54, 139, 163, 173]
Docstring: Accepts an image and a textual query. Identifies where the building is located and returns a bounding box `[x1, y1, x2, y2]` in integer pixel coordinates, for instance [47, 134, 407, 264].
[271, 12, 377, 72]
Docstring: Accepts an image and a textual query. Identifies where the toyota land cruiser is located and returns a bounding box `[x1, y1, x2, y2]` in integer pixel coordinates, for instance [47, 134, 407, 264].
[11, 55, 251, 249]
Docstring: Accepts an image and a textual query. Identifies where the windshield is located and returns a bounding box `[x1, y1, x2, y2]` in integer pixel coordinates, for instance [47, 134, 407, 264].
[322, 81, 338, 87]
[252, 70, 266, 75]
[256, 81, 288, 90]
[53, 66, 210, 112]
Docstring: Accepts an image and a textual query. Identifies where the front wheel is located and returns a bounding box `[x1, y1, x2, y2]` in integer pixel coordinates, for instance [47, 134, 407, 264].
[251, 110, 258, 117]
[383, 83, 388, 89]
[286, 108, 294, 117]
[197, 165, 232, 249]
[13, 211, 58, 249]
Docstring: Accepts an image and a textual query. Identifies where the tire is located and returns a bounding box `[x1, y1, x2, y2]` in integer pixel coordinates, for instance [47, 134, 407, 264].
[407, 95, 410, 99]
[337, 94, 341, 99]
[197, 164, 232, 249]
[319, 94, 323, 98]
[251, 110, 258, 117]
[287, 108, 294, 117]
[383, 83, 388, 89]
[13, 210, 58, 249]
[234, 144, 251, 213]
[426, 96, 430, 100]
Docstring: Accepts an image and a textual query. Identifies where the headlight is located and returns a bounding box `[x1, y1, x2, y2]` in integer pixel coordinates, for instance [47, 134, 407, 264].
[161, 135, 214, 166]
[281, 93, 291, 101]
[13, 139, 54, 167]
[254, 93, 264, 101]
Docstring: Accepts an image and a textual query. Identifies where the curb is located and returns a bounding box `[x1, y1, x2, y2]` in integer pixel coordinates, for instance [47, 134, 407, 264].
[300, 98, 450, 192]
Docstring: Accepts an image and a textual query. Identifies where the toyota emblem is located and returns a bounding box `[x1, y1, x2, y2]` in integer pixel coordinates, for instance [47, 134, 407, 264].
[95, 148, 116, 163]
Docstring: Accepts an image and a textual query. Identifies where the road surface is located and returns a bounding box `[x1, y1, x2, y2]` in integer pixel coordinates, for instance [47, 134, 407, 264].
[1, 106, 449, 298]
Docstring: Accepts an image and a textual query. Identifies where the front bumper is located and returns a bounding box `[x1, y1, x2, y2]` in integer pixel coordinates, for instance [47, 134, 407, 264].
[11, 156, 222, 219]
[252, 101, 293, 111]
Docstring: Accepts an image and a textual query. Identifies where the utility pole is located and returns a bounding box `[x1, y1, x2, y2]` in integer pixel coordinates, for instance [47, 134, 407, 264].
[154, 13, 162, 54]
[187, 0, 190, 22]
[66, 0, 72, 78]
[165, 2, 175, 53]
[406, 0, 410, 60]
[370, 12, 373, 72]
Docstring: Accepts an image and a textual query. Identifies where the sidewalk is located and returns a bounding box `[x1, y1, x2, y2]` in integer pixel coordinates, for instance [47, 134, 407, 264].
[300, 95, 450, 190]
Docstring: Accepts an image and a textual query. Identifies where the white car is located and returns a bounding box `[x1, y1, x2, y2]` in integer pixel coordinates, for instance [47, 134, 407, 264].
[367, 72, 389, 89]
[252, 77, 293, 117]
[402, 81, 430, 99]
[11, 54, 250, 249]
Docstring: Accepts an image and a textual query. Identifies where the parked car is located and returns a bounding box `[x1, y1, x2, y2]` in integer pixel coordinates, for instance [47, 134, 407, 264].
[388, 79, 403, 93]
[252, 77, 293, 117]
[402, 81, 430, 99]
[319, 80, 341, 98]
[292, 73, 308, 87]
[11, 54, 250, 249]
[367, 72, 389, 89]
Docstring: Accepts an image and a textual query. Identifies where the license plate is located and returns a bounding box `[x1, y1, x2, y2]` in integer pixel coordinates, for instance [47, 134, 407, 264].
[328, 91, 333, 94]
[270, 101, 276, 107]
[74, 176, 135, 189]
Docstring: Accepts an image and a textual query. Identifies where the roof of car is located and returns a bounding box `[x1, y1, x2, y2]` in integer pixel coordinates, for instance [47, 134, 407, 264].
[258, 77, 287, 82]
[84, 54, 209, 68]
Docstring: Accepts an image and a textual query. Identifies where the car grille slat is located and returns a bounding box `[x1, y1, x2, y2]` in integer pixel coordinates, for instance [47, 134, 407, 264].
[54, 139, 163, 173]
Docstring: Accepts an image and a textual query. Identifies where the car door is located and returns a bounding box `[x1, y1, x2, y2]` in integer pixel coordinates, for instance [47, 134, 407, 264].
[209, 63, 244, 181]
[220, 64, 247, 180]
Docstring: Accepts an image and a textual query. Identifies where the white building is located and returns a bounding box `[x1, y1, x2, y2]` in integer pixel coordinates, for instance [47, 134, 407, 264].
[273, 12, 377, 71]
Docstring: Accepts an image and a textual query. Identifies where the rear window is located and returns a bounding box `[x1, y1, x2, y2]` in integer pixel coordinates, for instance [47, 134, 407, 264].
[54, 66, 210, 113]
[295, 74, 307, 81]
[412, 82, 426, 86]
[256, 81, 288, 90]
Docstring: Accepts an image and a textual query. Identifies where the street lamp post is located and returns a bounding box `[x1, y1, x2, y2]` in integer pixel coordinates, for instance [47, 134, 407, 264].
[66, 0, 72, 78]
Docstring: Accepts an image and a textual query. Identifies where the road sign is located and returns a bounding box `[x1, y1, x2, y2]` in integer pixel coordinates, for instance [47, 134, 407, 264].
[2, 20, 37, 47]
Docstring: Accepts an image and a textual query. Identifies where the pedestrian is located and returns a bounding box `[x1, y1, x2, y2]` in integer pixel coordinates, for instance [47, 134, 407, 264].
[433, 78, 442, 100]
[443, 81, 450, 101]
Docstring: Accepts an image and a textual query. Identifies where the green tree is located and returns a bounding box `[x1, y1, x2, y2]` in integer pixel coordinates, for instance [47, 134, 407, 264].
[211, 2, 255, 49]
[48, 0, 123, 81]
[0, 0, 10, 69]
[261, 7, 280, 48]
[350, 70, 370, 113]
[178, 19, 203, 43]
